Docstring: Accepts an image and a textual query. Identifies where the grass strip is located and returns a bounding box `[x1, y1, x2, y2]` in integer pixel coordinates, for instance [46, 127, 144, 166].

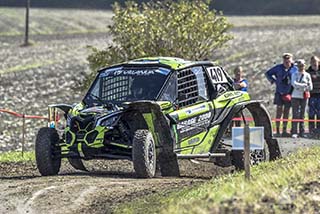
[116, 146, 320, 214]
[0, 151, 35, 162]
[0, 29, 109, 37]
[0, 60, 55, 74]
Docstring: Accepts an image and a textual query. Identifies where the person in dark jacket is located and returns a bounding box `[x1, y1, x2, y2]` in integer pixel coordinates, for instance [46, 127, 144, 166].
[306, 55, 320, 134]
[265, 53, 298, 137]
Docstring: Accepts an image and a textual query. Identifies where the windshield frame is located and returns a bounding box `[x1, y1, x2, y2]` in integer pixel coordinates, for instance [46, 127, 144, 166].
[82, 66, 173, 107]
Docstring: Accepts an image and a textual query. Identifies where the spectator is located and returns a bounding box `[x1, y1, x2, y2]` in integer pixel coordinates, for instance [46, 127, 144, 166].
[265, 53, 298, 137]
[233, 66, 248, 91]
[232, 66, 248, 127]
[306, 55, 320, 135]
[291, 59, 313, 138]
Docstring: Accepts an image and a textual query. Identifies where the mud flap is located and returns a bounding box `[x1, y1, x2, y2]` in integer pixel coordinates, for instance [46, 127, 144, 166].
[158, 146, 180, 177]
[211, 101, 281, 163]
[68, 158, 88, 171]
[125, 101, 180, 177]
[266, 138, 281, 160]
[246, 102, 282, 160]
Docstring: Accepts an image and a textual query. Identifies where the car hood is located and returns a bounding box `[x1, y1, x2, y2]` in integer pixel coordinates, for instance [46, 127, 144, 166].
[69, 100, 173, 118]
[69, 103, 117, 115]
[80, 106, 115, 115]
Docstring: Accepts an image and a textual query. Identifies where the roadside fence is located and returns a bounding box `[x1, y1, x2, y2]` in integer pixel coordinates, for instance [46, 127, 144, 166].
[0, 108, 48, 156]
[1, 108, 320, 156]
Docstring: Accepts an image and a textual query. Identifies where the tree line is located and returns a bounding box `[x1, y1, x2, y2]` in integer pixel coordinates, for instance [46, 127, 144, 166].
[1, 0, 320, 15]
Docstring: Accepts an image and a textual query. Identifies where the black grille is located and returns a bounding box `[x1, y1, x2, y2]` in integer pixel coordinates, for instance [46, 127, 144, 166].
[66, 131, 73, 145]
[178, 69, 198, 107]
[70, 115, 95, 132]
[76, 131, 86, 140]
[86, 131, 99, 144]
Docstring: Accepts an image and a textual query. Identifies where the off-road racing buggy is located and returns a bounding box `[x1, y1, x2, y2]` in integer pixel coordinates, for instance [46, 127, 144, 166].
[35, 57, 281, 178]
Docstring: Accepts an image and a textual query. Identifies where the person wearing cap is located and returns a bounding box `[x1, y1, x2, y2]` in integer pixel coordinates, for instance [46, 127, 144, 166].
[265, 53, 298, 137]
[306, 55, 320, 135]
[291, 59, 313, 138]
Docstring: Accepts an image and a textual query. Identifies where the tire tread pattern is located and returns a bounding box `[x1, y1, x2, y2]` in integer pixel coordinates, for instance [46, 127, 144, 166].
[132, 129, 156, 178]
[35, 127, 61, 176]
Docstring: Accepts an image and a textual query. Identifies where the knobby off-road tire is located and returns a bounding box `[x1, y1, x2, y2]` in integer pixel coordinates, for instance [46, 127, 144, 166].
[132, 129, 156, 178]
[232, 140, 270, 170]
[35, 127, 61, 176]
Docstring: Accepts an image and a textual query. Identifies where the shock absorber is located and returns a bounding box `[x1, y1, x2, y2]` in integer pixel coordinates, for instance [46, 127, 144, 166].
[118, 121, 129, 142]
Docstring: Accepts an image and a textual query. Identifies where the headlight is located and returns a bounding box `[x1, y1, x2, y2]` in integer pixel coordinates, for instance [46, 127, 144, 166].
[100, 116, 118, 127]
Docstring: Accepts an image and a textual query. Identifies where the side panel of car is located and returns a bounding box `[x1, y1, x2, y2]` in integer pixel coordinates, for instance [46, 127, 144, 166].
[172, 92, 250, 155]
[166, 65, 215, 153]
[169, 102, 213, 149]
[176, 124, 220, 154]
[169, 61, 251, 155]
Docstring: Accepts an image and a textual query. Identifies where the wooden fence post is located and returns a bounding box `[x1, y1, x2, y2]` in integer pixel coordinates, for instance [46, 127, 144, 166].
[23, 0, 30, 46]
[244, 124, 250, 180]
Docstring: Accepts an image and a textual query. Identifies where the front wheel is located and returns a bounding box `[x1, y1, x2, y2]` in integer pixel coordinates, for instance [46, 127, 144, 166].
[35, 127, 61, 176]
[132, 129, 156, 178]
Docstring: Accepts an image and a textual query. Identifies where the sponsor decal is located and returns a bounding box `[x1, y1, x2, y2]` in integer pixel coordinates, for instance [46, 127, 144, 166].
[114, 69, 155, 76]
[223, 91, 242, 98]
[188, 137, 200, 145]
[207, 66, 228, 84]
[100, 68, 156, 77]
[185, 104, 206, 115]
[177, 112, 212, 134]
[155, 68, 170, 75]
[100, 67, 122, 77]
[198, 112, 212, 121]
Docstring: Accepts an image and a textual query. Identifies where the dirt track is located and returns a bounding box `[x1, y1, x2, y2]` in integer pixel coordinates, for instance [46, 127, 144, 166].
[1, 11, 320, 213]
[0, 159, 233, 214]
[0, 137, 318, 214]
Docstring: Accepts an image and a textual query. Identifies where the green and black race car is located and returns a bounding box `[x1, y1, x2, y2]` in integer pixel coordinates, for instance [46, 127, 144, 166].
[35, 57, 281, 178]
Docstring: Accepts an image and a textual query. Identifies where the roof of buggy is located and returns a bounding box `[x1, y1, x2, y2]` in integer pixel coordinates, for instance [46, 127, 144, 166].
[98, 57, 216, 72]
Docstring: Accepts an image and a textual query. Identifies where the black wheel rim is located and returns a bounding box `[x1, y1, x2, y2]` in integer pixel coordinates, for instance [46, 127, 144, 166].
[250, 150, 265, 165]
[250, 141, 268, 165]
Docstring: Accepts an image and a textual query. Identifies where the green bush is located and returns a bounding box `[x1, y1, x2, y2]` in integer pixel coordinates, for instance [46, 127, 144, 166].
[85, 0, 233, 87]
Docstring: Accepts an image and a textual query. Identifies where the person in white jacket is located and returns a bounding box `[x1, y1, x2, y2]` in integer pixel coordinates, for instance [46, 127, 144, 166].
[291, 59, 313, 138]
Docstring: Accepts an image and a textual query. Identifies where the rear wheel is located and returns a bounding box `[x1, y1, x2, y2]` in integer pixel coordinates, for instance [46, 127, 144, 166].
[232, 141, 270, 170]
[229, 108, 271, 170]
[35, 127, 61, 176]
[132, 129, 156, 178]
